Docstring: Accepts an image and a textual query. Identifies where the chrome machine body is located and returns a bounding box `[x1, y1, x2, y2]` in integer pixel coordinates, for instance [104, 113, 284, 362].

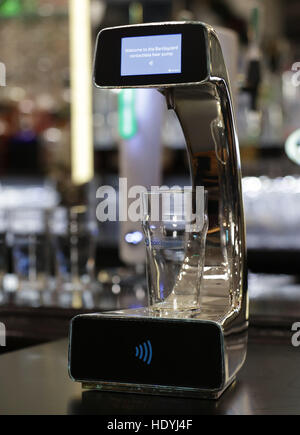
[69, 22, 248, 399]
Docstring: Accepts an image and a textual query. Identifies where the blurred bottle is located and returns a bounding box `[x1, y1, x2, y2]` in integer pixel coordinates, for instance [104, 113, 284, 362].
[238, 3, 262, 146]
[7, 108, 41, 176]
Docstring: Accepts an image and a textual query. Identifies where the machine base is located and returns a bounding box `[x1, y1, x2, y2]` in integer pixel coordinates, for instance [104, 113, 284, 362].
[81, 377, 236, 400]
[68, 312, 247, 400]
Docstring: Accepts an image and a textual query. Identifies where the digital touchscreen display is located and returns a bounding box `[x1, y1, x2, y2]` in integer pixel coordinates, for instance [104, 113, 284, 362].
[121, 34, 182, 76]
[93, 23, 208, 87]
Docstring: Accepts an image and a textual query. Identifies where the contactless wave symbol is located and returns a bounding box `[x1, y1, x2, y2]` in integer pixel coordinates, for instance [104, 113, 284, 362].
[135, 340, 152, 365]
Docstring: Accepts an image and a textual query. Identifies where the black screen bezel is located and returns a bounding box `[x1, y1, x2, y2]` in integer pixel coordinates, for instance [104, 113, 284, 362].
[94, 23, 208, 87]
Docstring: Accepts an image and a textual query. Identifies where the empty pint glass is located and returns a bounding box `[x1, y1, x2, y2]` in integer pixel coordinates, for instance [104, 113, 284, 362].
[142, 188, 208, 314]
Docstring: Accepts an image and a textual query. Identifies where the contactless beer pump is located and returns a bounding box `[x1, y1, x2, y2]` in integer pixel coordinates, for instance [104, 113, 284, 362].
[69, 22, 248, 399]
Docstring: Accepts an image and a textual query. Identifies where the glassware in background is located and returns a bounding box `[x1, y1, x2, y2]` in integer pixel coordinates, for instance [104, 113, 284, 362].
[50, 205, 98, 308]
[0, 210, 7, 304]
[243, 176, 300, 249]
[10, 208, 49, 305]
[142, 188, 208, 316]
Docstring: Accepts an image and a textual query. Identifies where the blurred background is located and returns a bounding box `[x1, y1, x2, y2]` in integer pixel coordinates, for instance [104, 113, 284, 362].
[0, 0, 300, 352]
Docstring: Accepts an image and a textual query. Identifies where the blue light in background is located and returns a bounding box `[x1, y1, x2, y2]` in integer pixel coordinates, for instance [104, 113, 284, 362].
[125, 231, 143, 245]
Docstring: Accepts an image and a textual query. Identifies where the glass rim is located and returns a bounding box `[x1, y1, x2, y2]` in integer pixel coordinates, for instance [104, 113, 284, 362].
[142, 188, 207, 196]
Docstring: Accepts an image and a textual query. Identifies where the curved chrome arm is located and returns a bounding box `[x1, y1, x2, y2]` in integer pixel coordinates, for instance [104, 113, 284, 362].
[162, 27, 248, 330]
